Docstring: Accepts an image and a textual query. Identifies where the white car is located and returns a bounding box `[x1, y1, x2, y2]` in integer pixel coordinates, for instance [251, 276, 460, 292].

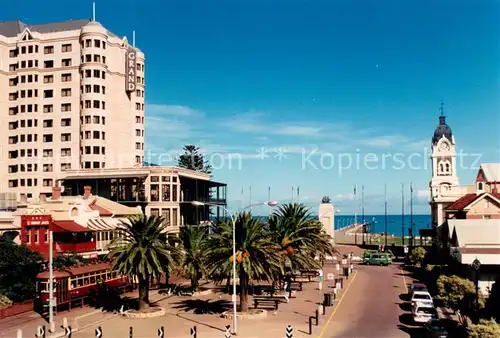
[411, 290, 434, 306]
[412, 302, 438, 323]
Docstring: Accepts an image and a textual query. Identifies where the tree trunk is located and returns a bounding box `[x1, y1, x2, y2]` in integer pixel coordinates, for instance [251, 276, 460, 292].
[137, 274, 150, 310]
[239, 267, 249, 312]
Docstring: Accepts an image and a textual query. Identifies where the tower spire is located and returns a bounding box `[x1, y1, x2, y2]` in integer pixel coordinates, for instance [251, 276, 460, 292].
[440, 99, 444, 116]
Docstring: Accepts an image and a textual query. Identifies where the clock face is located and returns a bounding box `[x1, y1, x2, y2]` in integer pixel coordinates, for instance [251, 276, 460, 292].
[440, 142, 450, 151]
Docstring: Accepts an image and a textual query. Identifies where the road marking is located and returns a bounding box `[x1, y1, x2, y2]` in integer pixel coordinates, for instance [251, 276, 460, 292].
[400, 265, 408, 293]
[317, 270, 358, 338]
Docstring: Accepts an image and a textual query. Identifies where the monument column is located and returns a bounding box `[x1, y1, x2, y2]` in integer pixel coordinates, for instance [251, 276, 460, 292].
[319, 196, 335, 243]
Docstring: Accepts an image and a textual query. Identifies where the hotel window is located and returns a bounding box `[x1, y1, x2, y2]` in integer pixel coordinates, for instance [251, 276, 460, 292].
[162, 184, 170, 202]
[94, 40, 101, 48]
[44, 228, 48, 243]
[85, 69, 91, 77]
[93, 116, 100, 124]
[61, 103, 71, 112]
[43, 120, 53, 128]
[43, 164, 53, 172]
[62, 58, 72, 67]
[62, 44, 72, 52]
[85, 54, 92, 62]
[43, 134, 53, 143]
[9, 49, 17, 57]
[43, 75, 53, 83]
[43, 179, 53, 187]
[161, 209, 171, 225]
[9, 78, 17, 86]
[8, 180, 18, 188]
[44, 46, 54, 54]
[102, 117, 106, 125]
[43, 90, 53, 98]
[150, 184, 159, 202]
[43, 149, 53, 157]
[102, 101, 106, 110]
[61, 73, 72, 82]
[172, 185, 178, 202]
[43, 105, 53, 113]
[93, 162, 100, 169]
[9, 93, 17, 101]
[61, 88, 71, 97]
[136, 129, 141, 136]
[135, 142, 141, 150]
[44, 60, 54, 68]
[93, 85, 100, 93]
[61, 148, 71, 157]
[93, 146, 100, 154]
[61, 163, 71, 171]
[172, 208, 178, 227]
[61, 133, 71, 142]
[93, 100, 100, 108]
[85, 131, 91, 139]
[61, 118, 71, 126]
[93, 69, 100, 78]
[93, 131, 100, 139]
[85, 100, 91, 108]
[93, 55, 101, 63]
[150, 208, 160, 217]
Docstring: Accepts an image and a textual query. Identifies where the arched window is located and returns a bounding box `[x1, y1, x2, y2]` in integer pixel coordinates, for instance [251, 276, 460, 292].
[445, 163, 450, 174]
[478, 182, 484, 191]
[71, 207, 78, 217]
[439, 162, 444, 175]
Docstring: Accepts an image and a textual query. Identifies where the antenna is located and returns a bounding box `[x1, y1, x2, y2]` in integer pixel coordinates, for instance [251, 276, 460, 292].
[132, 30, 136, 48]
[440, 99, 444, 116]
[92, 2, 96, 21]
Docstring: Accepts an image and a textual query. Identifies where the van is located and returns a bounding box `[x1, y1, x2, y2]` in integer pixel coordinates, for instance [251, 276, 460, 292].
[412, 302, 437, 323]
[363, 252, 392, 266]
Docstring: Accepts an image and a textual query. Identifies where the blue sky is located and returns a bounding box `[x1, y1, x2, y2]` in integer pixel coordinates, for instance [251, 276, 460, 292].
[4, 0, 499, 214]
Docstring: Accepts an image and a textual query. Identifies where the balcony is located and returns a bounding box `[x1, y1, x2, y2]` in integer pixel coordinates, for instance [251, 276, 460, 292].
[55, 241, 96, 253]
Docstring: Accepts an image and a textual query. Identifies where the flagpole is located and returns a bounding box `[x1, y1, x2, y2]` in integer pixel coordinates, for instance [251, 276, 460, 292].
[291, 186, 294, 203]
[354, 184, 358, 245]
[401, 183, 405, 247]
[410, 182, 414, 248]
[268, 186, 271, 216]
[384, 183, 388, 247]
[362, 185, 365, 245]
[241, 185, 244, 211]
[249, 186, 252, 213]
[297, 186, 300, 203]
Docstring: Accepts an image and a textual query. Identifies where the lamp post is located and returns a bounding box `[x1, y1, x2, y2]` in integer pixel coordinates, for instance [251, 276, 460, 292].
[191, 200, 279, 335]
[48, 228, 55, 333]
[472, 258, 481, 313]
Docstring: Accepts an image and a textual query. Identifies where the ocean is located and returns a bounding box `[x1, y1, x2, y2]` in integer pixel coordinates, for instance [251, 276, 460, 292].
[333, 214, 432, 236]
[249, 214, 431, 237]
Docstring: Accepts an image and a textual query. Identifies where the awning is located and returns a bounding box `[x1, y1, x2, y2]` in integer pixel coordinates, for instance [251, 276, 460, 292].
[87, 218, 125, 231]
[52, 220, 90, 233]
[61, 173, 148, 180]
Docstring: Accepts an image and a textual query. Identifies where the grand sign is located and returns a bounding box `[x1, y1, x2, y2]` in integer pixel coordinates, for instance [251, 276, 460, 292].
[125, 48, 137, 92]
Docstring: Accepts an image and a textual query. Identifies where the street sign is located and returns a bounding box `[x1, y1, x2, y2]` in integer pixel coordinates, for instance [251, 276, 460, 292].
[158, 326, 164, 338]
[341, 259, 347, 265]
[327, 273, 334, 280]
[404, 245, 409, 254]
[95, 326, 102, 338]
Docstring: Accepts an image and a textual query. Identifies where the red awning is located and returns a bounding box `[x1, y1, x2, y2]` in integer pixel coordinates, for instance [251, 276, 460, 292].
[52, 220, 90, 233]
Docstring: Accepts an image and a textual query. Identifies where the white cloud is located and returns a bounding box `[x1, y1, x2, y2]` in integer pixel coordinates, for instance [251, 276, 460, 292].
[417, 190, 430, 198]
[146, 104, 202, 117]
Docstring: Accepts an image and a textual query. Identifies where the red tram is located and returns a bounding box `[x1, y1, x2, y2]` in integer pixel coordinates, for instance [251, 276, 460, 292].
[35, 262, 132, 311]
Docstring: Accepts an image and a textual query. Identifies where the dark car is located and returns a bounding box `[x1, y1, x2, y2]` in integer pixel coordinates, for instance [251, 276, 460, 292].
[408, 282, 428, 296]
[424, 319, 448, 338]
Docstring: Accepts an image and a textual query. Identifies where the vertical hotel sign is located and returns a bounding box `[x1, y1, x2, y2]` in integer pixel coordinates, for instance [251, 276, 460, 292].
[125, 47, 137, 92]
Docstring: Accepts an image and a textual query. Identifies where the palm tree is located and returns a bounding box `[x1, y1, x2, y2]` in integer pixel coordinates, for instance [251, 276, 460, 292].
[206, 212, 283, 312]
[269, 203, 337, 274]
[108, 214, 180, 310]
[180, 225, 208, 291]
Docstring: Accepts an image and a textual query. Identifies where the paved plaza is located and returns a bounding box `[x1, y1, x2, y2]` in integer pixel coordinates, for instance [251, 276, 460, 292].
[0, 246, 417, 338]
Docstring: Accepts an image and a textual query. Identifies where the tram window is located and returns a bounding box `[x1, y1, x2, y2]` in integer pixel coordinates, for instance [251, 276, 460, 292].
[71, 279, 77, 289]
[90, 274, 96, 284]
[38, 281, 49, 292]
[109, 232, 114, 240]
[104, 232, 109, 241]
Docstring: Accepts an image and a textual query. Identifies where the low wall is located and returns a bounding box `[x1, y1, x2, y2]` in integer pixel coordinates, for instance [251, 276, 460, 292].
[0, 300, 33, 319]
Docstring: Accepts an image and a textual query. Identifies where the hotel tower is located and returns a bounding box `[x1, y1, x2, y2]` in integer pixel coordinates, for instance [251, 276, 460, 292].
[0, 19, 145, 199]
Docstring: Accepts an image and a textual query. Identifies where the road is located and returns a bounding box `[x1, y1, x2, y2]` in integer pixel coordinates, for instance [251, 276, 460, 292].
[320, 262, 411, 338]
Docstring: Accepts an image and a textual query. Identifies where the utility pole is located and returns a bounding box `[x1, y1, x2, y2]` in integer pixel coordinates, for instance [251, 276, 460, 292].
[49, 229, 55, 332]
[410, 182, 414, 248]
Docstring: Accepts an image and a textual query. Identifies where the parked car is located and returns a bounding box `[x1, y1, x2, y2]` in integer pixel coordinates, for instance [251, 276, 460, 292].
[424, 319, 448, 337]
[408, 282, 428, 296]
[412, 302, 438, 323]
[363, 252, 392, 266]
[411, 290, 434, 306]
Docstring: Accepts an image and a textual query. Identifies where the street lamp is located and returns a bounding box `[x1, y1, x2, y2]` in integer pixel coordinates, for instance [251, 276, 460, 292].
[472, 258, 481, 313]
[191, 200, 278, 335]
[49, 228, 55, 333]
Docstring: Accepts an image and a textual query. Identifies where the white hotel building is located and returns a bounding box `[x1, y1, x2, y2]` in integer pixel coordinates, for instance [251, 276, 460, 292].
[0, 19, 145, 199]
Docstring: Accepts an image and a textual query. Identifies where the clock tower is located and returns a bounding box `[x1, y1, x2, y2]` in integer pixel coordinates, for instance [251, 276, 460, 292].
[429, 103, 461, 230]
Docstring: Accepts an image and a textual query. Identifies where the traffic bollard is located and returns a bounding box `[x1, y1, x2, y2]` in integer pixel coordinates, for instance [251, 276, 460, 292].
[308, 317, 313, 335]
[315, 309, 319, 326]
[129, 326, 133, 338]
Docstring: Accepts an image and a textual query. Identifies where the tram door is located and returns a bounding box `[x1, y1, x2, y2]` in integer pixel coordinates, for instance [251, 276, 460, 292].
[55, 279, 68, 303]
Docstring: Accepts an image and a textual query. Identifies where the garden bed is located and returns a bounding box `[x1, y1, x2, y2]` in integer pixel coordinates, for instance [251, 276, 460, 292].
[221, 308, 267, 319]
[124, 307, 166, 318]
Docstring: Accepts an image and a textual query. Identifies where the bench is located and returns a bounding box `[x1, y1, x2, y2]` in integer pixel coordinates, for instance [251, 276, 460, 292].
[290, 281, 303, 291]
[253, 296, 282, 310]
